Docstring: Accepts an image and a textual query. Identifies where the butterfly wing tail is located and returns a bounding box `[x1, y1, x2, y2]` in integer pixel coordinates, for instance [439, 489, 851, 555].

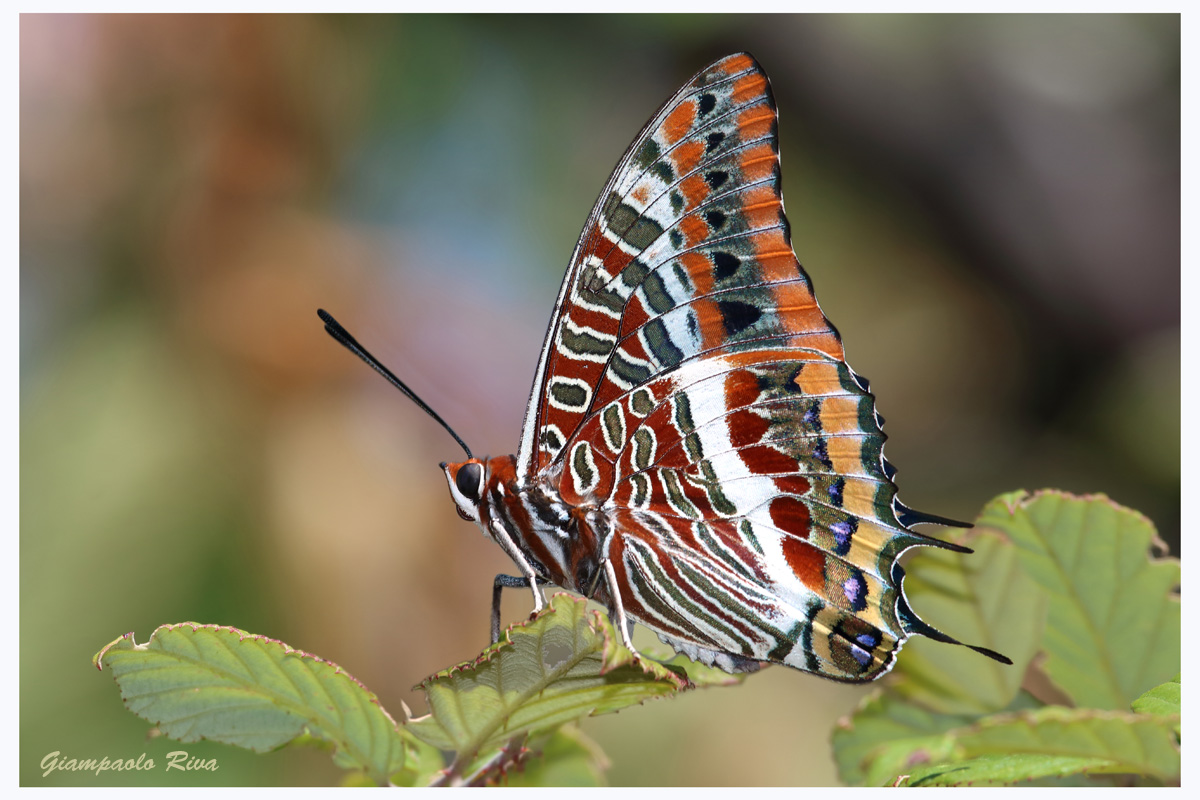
[895, 501, 973, 531]
[893, 563, 1013, 665]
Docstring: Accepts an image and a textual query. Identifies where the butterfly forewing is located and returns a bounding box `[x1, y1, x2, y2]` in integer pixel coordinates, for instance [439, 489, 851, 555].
[517, 53, 843, 479]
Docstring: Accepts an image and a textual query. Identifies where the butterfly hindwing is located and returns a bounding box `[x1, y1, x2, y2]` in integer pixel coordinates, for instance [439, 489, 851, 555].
[597, 347, 932, 680]
[605, 507, 906, 680]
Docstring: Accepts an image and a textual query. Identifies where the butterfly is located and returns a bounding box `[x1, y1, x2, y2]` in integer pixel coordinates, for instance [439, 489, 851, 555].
[320, 52, 1010, 681]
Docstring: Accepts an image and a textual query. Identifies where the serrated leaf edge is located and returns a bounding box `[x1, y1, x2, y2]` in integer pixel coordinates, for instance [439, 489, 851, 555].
[97, 621, 401, 728]
[408, 595, 688, 784]
[95, 621, 407, 783]
[411, 594, 686, 700]
[992, 490, 1164, 551]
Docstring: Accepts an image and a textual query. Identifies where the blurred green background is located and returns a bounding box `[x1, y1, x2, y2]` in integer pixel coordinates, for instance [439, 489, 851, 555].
[21, 14, 1179, 786]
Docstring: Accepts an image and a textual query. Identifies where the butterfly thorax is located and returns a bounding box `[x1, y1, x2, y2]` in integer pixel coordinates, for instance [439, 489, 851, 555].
[442, 455, 608, 602]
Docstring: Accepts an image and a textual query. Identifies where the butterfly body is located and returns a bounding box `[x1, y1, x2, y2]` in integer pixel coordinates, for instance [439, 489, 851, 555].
[447, 455, 606, 605]
[324, 52, 1009, 683]
[442, 340, 924, 680]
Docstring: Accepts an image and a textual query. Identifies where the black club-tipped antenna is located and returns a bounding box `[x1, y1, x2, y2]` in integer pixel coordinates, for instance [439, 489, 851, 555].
[318, 309, 473, 460]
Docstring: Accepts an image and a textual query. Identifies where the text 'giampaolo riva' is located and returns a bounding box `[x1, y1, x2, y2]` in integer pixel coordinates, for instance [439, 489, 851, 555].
[41, 751, 219, 777]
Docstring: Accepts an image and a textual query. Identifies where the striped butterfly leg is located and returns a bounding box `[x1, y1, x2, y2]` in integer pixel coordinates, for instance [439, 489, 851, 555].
[488, 518, 548, 616]
[491, 573, 551, 645]
[602, 559, 641, 657]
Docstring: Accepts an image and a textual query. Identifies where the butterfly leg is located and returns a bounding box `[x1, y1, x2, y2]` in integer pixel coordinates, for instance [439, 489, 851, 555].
[489, 518, 547, 612]
[491, 574, 550, 645]
[602, 559, 641, 658]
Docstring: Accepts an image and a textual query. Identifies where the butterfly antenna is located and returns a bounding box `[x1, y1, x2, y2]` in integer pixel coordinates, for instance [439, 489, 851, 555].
[317, 309, 473, 459]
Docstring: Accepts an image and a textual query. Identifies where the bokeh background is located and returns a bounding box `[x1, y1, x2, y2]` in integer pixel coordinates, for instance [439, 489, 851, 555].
[21, 14, 1179, 786]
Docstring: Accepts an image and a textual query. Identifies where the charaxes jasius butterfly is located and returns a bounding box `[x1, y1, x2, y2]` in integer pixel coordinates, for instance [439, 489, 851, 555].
[320, 52, 1010, 681]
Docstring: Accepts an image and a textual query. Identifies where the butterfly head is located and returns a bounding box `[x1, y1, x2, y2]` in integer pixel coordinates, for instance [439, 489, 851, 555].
[442, 458, 489, 526]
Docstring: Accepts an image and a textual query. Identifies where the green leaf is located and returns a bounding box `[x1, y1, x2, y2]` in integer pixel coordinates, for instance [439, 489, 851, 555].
[899, 753, 1121, 786]
[831, 690, 979, 786]
[1131, 674, 1180, 735]
[503, 726, 610, 787]
[387, 735, 446, 787]
[833, 687, 1047, 786]
[95, 623, 413, 785]
[839, 699, 1180, 786]
[953, 706, 1180, 782]
[889, 526, 1048, 714]
[641, 648, 749, 689]
[406, 594, 687, 780]
[977, 490, 1180, 709]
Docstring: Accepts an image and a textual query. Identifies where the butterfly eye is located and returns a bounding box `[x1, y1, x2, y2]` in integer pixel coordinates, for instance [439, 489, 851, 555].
[455, 462, 483, 501]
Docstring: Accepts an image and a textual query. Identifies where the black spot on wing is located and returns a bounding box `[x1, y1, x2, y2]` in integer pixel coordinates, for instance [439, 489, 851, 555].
[717, 299, 762, 337]
[712, 251, 739, 280]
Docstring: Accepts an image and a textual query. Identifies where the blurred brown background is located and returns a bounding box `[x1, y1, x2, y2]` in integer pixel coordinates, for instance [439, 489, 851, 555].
[21, 14, 1179, 786]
